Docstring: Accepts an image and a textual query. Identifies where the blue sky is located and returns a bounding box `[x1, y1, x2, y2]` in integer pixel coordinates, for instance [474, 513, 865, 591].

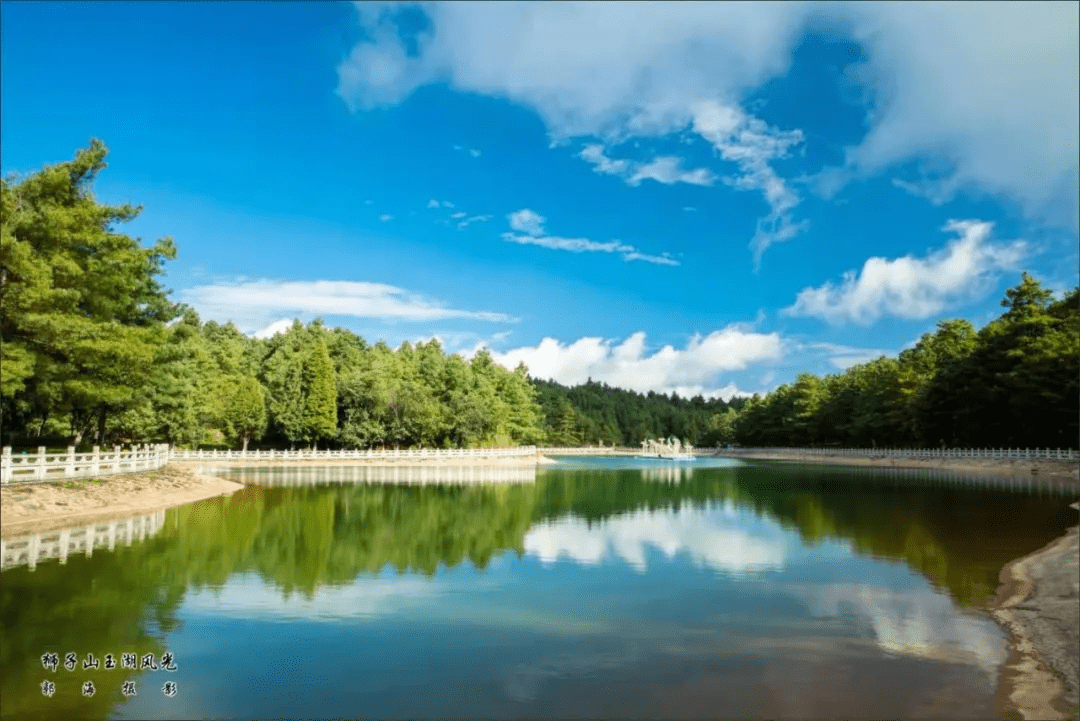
[2, 1, 1077, 399]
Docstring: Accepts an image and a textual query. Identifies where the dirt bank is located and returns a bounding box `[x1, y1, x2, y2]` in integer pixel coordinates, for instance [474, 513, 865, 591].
[717, 450, 1079, 485]
[0, 464, 244, 539]
[990, 501, 1080, 720]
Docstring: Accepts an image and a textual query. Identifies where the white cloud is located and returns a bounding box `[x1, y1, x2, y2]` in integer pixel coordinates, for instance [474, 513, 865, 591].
[692, 100, 809, 268]
[482, 327, 783, 399]
[450, 211, 467, 219]
[337, 3, 1078, 251]
[453, 144, 482, 157]
[683, 206, 696, 212]
[798, 341, 889, 371]
[457, 214, 492, 230]
[782, 220, 1026, 326]
[579, 144, 716, 187]
[525, 505, 787, 573]
[182, 278, 517, 333]
[507, 208, 546, 236]
[427, 198, 454, 209]
[836, 3, 1079, 232]
[379, 213, 394, 221]
[503, 209, 679, 266]
[252, 319, 295, 339]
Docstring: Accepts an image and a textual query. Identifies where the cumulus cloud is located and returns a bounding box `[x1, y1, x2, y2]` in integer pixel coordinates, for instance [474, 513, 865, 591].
[481, 326, 783, 399]
[453, 144, 482, 157]
[836, 2, 1079, 231]
[508, 208, 546, 235]
[579, 144, 716, 187]
[427, 198, 454, 209]
[182, 278, 517, 334]
[336, 2, 1078, 251]
[782, 220, 1026, 325]
[253, 319, 295, 339]
[503, 209, 679, 266]
[379, 213, 394, 221]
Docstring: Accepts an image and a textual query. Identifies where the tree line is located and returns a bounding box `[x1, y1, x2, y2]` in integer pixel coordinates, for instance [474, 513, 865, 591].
[723, 276, 1078, 450]
[2, 141, 1076, 451]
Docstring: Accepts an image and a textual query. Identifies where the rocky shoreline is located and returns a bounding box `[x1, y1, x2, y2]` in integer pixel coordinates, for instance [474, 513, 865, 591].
[989, 502, 1080, 720]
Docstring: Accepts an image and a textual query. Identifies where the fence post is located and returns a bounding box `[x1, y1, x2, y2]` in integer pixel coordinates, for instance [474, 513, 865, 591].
[35, 446, 47, 480]
[66, 446, 76, 477]
[1, 446, 11, 485]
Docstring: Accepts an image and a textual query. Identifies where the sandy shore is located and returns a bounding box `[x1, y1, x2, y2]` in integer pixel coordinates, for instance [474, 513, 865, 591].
[0, 464, 244, 539]
[717, 449, 1080, 485]
[990, 501, 1080, 720]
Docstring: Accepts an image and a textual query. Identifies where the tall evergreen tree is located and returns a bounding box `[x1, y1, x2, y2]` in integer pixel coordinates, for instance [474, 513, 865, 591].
[224, 375, 267, 452]
[1, 140, 178, 445]
[301, 330, 337, 449]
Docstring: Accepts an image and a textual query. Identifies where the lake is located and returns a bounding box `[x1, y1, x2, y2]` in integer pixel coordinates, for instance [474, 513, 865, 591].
[2, 457, 1076, 720]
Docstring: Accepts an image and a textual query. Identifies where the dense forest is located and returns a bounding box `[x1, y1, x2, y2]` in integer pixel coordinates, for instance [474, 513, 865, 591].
[2, 142, 1077, 451]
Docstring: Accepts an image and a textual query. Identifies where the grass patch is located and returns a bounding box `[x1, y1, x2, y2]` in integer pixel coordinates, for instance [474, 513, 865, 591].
[53, 477, 108, 489]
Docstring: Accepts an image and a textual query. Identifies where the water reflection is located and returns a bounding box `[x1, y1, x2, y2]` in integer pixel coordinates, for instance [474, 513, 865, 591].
[0, 460, 1074, 721]
[0, 511, 166, 571]
[524, 503, 786, 573]
[796, 581, 1008, 684]
[207, 463, 537, 486]
[639, 465, 696, 484]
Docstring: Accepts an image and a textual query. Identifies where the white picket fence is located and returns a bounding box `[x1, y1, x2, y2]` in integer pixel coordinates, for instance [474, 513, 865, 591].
[720, 447, 1080, 461]
[0, 445, 539, 485]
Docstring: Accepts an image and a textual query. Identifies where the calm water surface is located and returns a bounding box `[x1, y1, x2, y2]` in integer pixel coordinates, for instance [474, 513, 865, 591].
[2, 457, 1076, 720]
